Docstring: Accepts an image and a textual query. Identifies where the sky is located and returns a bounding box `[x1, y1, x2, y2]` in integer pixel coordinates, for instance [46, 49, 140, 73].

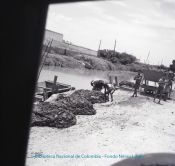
[46, 0, 175, 66]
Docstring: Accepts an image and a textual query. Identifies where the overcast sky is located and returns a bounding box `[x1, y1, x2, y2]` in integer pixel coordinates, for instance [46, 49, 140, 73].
[46, 0, 175, 66]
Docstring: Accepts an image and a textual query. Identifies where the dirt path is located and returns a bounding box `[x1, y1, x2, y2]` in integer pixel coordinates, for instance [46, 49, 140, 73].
[26, 90, 175, 166]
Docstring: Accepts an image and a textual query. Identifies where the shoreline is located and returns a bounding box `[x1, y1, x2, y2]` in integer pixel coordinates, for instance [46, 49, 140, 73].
[26, 89, 175, 166]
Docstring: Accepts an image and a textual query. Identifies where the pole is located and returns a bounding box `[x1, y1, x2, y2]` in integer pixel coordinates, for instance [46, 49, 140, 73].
[139, 56, 141, 62]
[145, 50, 150, 64]
[114, 76, 118, 86]
[37, 39, 53, 80]
[52, 75, 58, 93]
[41, 40, 50, 61]
[113, 40, 116, 52]
[98, 40, 101, 51]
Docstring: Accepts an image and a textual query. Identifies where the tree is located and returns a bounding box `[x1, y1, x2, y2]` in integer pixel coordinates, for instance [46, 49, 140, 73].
[172, 60, 175, 65]
[97, 49, 137, 65]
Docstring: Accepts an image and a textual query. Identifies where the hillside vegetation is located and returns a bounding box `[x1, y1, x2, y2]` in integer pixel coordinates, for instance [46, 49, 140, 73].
[44, 53, 116, 71]
[42, 45, 164, 72]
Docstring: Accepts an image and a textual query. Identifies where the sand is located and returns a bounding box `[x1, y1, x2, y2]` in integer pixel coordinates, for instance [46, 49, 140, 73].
[26, 89, 175, 166]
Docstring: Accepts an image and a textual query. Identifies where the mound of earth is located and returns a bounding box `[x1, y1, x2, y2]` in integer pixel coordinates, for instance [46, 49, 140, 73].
[31, 102, 76, 128]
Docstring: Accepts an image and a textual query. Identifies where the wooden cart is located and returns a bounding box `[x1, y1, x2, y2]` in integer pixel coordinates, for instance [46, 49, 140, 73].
[141, 70, 164, 94]
[141, 69, 174, 100]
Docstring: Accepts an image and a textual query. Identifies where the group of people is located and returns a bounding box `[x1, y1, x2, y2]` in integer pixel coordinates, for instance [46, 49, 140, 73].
[131, 71, 174, 104]
[91, 70, 174, 104]
[153, 74, 173, 104]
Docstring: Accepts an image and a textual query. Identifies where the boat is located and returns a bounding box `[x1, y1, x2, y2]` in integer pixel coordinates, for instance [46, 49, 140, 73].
[35, 78, 74, 102]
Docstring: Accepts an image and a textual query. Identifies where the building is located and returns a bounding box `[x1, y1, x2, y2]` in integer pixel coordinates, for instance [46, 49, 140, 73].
[44, 29, 97, 56]
[44, 29, 63, 42]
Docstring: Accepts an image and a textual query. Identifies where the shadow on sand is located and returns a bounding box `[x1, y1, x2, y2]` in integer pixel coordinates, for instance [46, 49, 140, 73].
[111, 153, 175, 166]
[117, 96, 151, 108]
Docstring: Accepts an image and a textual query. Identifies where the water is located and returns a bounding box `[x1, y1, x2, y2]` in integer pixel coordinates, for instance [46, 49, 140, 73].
[38, 66, 134, 90]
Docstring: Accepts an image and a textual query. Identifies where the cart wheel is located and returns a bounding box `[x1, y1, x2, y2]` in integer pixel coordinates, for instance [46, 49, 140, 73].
[168, 92, 171, 99]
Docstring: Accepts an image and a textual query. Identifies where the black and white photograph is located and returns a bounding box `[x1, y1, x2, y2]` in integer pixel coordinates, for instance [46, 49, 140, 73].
[27, 0, 175, 165]
[2, 0, 175, 166]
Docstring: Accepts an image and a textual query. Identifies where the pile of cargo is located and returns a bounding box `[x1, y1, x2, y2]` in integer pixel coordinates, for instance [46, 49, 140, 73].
[31, 102, 76, 128]
[31, 90, 107, 128]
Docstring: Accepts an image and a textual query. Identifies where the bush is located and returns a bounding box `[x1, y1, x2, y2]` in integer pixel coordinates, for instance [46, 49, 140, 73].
[97, 50, 137, 65]
[170, 60, 175, 72]
[72, 54, 116, 71]
[173, 60, 175, 65]
[157, 64, 168, 70]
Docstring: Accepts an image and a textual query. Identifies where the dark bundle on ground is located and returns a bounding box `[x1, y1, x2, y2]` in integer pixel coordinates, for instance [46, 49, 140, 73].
[31, 90, 107, 128]
[69, 89, 108, 104]
[31, 102, 76, 128]
[55, 90, 107, 115]
[119, 81, 134, 88]
[55, 94, 96, 115]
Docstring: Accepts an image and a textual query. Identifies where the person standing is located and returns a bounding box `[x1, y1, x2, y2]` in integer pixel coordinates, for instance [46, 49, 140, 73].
[132, 71, 142, 97]
[153, 76, 166, 104]
[164, 72, 174, 100]
[164, 79, 172, 101]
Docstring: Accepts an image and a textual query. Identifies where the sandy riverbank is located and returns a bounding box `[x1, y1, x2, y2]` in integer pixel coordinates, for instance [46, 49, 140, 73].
[26, 89, 175, 166]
